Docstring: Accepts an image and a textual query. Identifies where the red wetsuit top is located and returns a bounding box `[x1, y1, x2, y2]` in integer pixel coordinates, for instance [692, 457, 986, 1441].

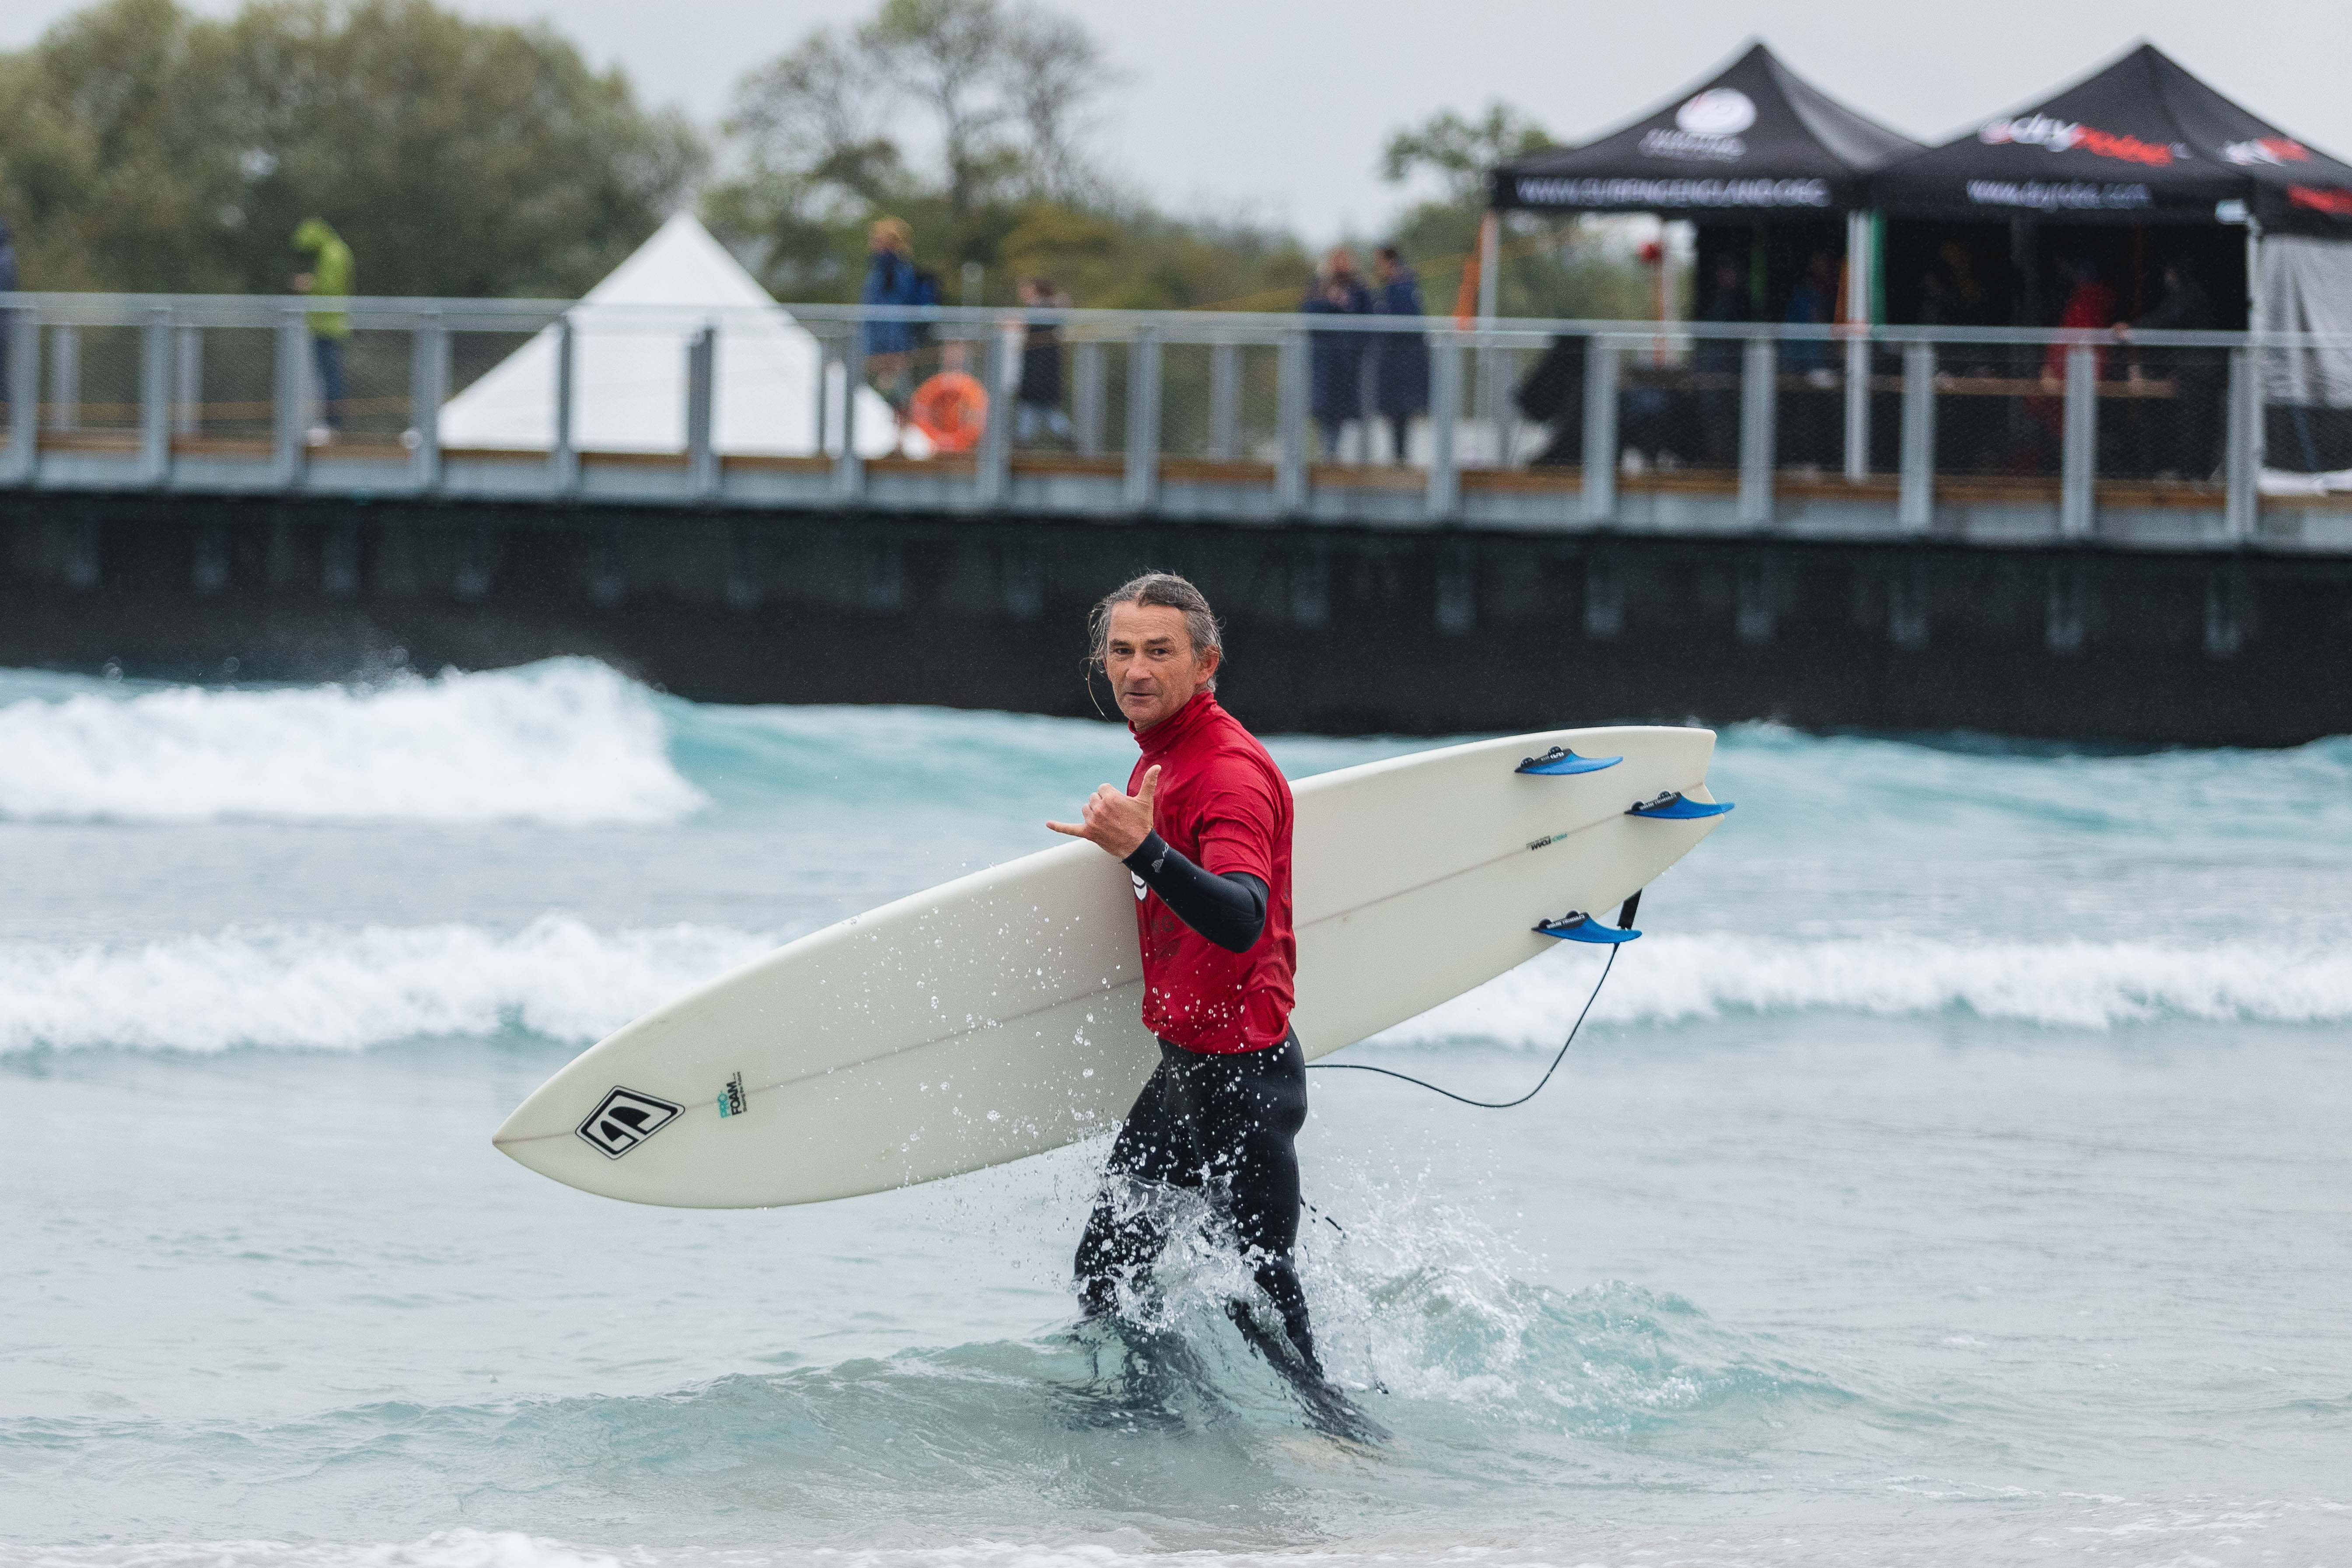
[1126, 691, 1296, 1054]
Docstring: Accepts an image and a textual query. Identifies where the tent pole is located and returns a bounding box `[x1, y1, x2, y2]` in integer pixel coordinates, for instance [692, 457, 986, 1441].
[2245, 217, 2265, 478]
[2244, 218, 2264, 331]
[1844, 210, 1873, 482]
[1476, 210, 1500, 322]
[1474, 210, 1500, 437]
[1870, 212, 1886, 326]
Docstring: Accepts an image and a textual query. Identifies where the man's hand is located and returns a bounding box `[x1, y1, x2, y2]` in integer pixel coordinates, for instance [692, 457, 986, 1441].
[1047, 765, 1159, 859]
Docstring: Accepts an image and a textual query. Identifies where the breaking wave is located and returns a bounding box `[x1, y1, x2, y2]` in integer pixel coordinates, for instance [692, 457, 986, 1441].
[0, 918, 772, 1053]
[6, 923, 2348, 1055]
[1396, 932, 2352, 1038]
[0, 659, 703, 824]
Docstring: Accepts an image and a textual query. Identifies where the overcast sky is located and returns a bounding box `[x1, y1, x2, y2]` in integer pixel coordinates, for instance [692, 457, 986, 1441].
[10, 0, 2349, 241]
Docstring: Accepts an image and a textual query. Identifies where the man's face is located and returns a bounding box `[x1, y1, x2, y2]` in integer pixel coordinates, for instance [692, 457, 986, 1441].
[1103, 601, 1218, 730]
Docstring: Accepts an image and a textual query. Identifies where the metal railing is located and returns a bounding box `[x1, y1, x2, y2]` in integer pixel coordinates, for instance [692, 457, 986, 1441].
[2, 290, 2345, 546]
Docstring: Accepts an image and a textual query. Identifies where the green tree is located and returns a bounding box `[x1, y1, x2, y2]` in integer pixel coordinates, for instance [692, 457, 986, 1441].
[1378, 100, 1650, 322]
[1380, 101, 1552, 205]
[0, 0, 245, 291]
[0, 0, 705, 294]
[705, 0, 1307, 311]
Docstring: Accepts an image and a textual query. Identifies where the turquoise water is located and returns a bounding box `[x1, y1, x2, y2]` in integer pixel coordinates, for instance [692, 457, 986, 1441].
[3, 659, 2348, 1565]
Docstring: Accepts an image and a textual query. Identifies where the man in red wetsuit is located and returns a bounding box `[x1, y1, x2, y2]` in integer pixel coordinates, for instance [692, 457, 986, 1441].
[1046, 571, 1318, 1372]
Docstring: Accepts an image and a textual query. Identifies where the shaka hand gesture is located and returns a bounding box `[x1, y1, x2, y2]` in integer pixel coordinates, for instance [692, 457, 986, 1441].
[1048, 765, 1159, 859]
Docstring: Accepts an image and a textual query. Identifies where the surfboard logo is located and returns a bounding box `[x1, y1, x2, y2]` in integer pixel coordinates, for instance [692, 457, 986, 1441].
[1130, 872, 1149, 902]
[717, 1072, 748, 1119]
[575, 1086, 684, 1159]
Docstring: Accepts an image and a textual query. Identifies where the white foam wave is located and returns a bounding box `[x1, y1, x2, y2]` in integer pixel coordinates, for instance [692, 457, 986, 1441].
[0, 660, 703, 824]
[1385, 933, 2352, 1039]
[0, 918, 773, 1053]
[0, 1535, 1580, 1568]
[7, 924, 2351, 1055]
[0, 1537, 648, 1568]
[15, 1513, 2352, 1568]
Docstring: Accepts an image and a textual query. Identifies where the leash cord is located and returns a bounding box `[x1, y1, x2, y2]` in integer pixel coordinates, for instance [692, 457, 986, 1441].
[1304, 945, 1618, 1110]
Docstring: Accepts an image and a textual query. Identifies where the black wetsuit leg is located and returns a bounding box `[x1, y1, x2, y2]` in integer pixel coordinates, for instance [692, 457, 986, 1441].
[1074, 1032, 1316, 1370]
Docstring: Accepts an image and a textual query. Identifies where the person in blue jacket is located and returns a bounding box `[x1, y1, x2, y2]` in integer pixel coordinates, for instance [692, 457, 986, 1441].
[1301, 249, 1371, 461]
[860, 217, 930, 427]
[1370, 246, 1430, 465]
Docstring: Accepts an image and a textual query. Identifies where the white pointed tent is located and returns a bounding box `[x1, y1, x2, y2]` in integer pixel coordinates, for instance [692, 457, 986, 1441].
[437, 213, 899, 458]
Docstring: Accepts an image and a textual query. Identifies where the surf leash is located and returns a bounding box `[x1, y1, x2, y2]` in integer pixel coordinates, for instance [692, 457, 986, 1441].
[1305, 900, 1629, 1110]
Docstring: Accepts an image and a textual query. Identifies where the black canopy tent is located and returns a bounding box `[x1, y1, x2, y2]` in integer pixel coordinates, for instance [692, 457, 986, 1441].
[1867, 42, 2352, 475]
[1867, 42, 2352, 329]
[1868, 42, 2352, 231]
[1489, 41, 1920, 323]
[1488, 42, 1919, 471]
[1490, 39, 1918, 216]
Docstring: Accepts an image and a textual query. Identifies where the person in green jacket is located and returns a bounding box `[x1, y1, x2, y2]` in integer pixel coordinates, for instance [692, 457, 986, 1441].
[292, 219, 353, 438]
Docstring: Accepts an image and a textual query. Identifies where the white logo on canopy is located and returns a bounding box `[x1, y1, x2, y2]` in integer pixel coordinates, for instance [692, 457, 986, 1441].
[1677, 89, 1757, 136]
[1642, 87, 1756, 161]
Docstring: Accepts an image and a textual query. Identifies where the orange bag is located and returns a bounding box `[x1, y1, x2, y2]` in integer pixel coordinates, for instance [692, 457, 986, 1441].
[908, 370, 989, 453]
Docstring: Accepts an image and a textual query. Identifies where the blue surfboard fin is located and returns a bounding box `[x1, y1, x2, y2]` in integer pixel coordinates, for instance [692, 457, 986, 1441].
[1517, 746, 1621, 776]
[1534, 911, 1641, 944]
[1627, 790, 1734, 820]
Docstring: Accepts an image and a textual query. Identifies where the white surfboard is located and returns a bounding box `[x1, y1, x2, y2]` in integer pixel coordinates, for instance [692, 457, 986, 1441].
[493, 726, 1730, 1208]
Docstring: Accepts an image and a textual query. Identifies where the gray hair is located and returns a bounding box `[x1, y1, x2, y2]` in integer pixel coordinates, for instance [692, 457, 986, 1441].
[1088, 571, 1223, 688]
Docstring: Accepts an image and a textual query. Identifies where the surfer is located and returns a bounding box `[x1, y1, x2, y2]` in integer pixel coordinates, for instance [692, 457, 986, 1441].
[1047, 572, 1319, 1374]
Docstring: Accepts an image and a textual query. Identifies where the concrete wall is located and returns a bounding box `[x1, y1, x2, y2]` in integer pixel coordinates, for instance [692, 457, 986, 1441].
[3, 492, 2349, 744]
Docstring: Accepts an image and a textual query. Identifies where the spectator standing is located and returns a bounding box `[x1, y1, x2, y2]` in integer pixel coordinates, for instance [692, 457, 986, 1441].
[1915, 264, 1957, 326]
[2035, 256, 2118, 451]
[1370, 246, 1429, 465]
[861, 218, 925, 437]
[1941, 242, 1992, 324]
[2117, 262, 2219, 479]
[1015, 277, 1073, 447]
[2044, 257, 2118, 383]
[1925, 243, 2002, 471]
[1695, 256, 1748, 468]
[292, 218, 353, 442]
[1516, 334, 1590, 468]
[1301, 249, 1371, 461]
[1782, 251, 1838, 467]
[1782, 251, 1835, 374]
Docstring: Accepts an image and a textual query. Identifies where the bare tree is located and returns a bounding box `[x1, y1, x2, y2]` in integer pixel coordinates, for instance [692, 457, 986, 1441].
[725, 28, 902, 207]
[718, 0, 1114, 223]
[860, 0, 1020, 213]
[999, 7, 1107, 202]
